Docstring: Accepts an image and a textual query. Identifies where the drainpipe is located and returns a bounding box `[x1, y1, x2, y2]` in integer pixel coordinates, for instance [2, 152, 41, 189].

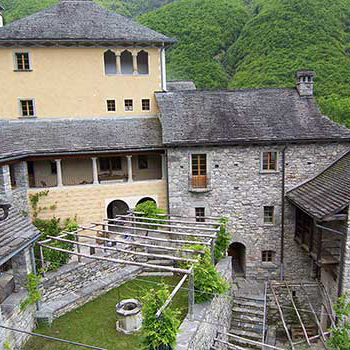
[280, 146, 287, 281]
[160, 45, 167, 91]
[165, 149, 170, 214]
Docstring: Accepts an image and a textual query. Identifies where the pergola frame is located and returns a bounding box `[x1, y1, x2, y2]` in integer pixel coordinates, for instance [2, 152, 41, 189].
[37, 213, 223, 320]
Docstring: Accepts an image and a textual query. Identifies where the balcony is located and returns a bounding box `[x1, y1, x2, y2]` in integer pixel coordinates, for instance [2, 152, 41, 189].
[28, 153, 166, 189]
[189, 175, 210, 192]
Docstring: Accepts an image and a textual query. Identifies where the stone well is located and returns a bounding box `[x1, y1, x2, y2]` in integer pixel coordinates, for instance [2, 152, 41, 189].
[116, 299, 142, 334]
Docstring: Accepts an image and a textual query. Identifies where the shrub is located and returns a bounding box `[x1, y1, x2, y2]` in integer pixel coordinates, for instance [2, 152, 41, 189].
[141, 285, 181, 350]
[20, 273, 41, 311]
[135, 200, 166, 228]
[214, 217, 230, 263]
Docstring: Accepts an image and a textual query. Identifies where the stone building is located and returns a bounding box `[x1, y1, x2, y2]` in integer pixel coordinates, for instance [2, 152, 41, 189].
[1, 0, 350, 347]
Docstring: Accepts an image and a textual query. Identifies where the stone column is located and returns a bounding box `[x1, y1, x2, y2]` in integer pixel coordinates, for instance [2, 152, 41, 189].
[132, 53, 138, 75]
[161, 154, 167, 180]
[12, 161, 30, 212]
[127, 156, 133, 183]
[55, 159, 63, 187]
[116, 52, 121, 74]
[12, 248, 32, 292]
[0, 165, 12, 201]
[92, 157, 99, 185]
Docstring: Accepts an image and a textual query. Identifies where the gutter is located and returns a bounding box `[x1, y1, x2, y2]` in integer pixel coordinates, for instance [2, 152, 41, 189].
[280, 146, 287, 281]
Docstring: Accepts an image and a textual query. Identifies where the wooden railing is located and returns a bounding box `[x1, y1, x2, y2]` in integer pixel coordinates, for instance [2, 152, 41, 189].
[191, 175, 208, 189]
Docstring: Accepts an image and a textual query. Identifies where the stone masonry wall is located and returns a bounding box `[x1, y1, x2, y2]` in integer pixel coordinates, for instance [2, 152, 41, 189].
[12, 161, 30, 214]
[40, 249, 136, 303]
[167, 143, 350, 280]
[176, 257, 233, 350]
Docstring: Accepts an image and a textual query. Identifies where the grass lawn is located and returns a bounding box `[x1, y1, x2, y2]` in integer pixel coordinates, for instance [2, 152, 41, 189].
[23, 276, 188, 350]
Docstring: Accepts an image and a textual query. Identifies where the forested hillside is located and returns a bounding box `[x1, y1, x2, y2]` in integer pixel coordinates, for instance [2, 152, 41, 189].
[0, 0, 175, 22]
[2, 0, 350, 125]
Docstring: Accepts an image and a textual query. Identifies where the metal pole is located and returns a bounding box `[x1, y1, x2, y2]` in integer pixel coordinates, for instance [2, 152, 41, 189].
[210, 238, 215, 265]
[188, 270, 195, 321]
[39, 245, 45, 276]
[76, 234, 82, 263]
[29, 244, 41, 311]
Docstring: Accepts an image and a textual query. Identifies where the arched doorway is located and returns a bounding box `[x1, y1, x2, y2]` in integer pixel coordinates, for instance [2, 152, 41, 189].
[228, 242, 246, 277]
[107, 200, 129, 219]
[136, 197, 156, 207]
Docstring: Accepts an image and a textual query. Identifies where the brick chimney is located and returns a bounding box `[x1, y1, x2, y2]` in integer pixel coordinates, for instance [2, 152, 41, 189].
[0, 4, 4, 28]
[296, 71, 316, 97]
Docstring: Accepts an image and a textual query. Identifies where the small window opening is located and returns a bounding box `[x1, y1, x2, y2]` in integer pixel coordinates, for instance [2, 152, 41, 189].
[262, 250, 274, 262]
[264, 206, 274, 224]
[15, 52, 30, 70]
[142, 99, 150, 111]
[137, 50, 149, 75]
[121, 50, 133, 74]
[107, 100, 116, 112]
[195, 207, 205, 222]
[9, 164, 17, 189]
[99, 157, 122, 173]
[50, 161, 57, 175]
[262, 151, 277, 171]
[104, 50, 117, 75]
[138, 155, 148, 170]
[124, 99, 133, 112]
[20, 100, 34, 117]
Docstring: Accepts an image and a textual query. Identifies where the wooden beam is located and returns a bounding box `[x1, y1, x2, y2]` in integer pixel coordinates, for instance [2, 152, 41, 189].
[270, 283, 295, 349]
[285, 283, 310, 345]
[47, 235, 198, 263]
[97, 221, 216, 239]
[155, 271, 190, 319]
[70, 232, 205, 255]
[39, 244, 191, 274]
[300, 283, 327, 342]
[82, 226, 211, 246]
[107, 217, 220, 232]
[188, 270, 195, 321]
[217, 336, 285, 350]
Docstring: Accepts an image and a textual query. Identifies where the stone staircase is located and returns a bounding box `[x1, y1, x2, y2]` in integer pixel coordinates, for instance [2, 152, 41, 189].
[139, 246, 175, 277]
[228, 278, 266, 349]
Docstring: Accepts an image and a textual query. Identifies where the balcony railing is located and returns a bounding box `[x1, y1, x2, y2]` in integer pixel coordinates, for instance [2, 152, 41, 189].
[190, 175, 210, 191]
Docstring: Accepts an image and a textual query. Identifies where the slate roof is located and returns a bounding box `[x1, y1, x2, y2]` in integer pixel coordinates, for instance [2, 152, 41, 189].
[287, 150, 350, 220]
[0, 206, 40, 263]
[156, 88, 350, 146]
[0, 0, 175, 44]
[167, 80, 197, 91]
[0, 117, 163, 162]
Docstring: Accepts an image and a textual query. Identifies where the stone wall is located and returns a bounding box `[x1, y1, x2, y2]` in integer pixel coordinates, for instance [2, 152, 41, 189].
[176, 257, 233, 350]
[167, 143, 350, 280]
[12, 161, 30, 214]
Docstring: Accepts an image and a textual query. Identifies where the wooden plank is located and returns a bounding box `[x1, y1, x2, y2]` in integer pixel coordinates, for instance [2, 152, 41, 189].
[47, 235, 198, 263]
[39, 243, 191, 274]
[126, 214, 219, 226]
[155, 271, 189, 319]
[70, 232, 205, 255]
[300, 283, 326, 342]
[218, 335, 285, 350]
[97, 221, 216, 238]
[285, 283, 310, 345]
[82, 226, 211, 246]
[270, 283, 295, 349]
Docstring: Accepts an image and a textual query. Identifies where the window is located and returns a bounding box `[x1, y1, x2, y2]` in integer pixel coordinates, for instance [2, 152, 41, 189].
[107, 100, 116, 112]
[121, 50, 133, 74]
[104, 50, 117, 75]
[191, 154, 207, 189]
[124, 99, 133, 112]
[138, 155, 148, 170]
[262, 250, 275, 262]
[142, 99, 150, 111]
[195, 207, 205, 222]
[263, 206, 275, 224]
[20, 100, 35, 117]
[15, 52, 30, 70]
[262, 151, 278, 171]
[137, 50, 149, 74]
[50, 161, 57, 175]
[99, 157, 122, 173]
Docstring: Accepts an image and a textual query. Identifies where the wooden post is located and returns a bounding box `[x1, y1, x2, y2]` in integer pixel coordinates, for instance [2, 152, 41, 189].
[39, 245, 45, 276]
[211, 238, 215, 265]
[76, 234, 81, 263]
[316, 226, 323, 278]
[309, 221, 314, 253]
[188, 270, 195, 321]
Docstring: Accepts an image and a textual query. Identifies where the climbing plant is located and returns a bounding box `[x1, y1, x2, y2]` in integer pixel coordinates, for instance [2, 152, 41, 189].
[214, 217, 230, 263]
[140, 285, 181, 350]
[327, 293, 350, 350]
[20, 272, 41, 312]
[29, 190, 78, 271]
[180, 246, 228, 303]
[135, 200, 166, 227]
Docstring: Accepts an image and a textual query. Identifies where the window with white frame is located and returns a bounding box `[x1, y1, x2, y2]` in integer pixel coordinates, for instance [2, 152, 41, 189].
[142, 99, 150, 111]
[262, 151, 278, 171]
[20, 99, 35, 117]
[107, 99, 116, 112]
[124, 99, 133, 112]
[15, 52, 30, 70]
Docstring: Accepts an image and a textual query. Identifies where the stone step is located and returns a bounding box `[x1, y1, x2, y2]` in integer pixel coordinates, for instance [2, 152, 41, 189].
[229, 337, 261, 350]
[235, 296, 265, 304]
[139, 272, 174, 277]
[232, 306, 265, 317]
[234, 299, 265, 311]
[231, 320, 264, 334]
[229, 328, 263, 341]
[147, 259, 174, 265]
[232, 313, 264, 324]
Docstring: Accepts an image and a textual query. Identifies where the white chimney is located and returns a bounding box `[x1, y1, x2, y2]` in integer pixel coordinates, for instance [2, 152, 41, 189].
[296, 71, 316, 97]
